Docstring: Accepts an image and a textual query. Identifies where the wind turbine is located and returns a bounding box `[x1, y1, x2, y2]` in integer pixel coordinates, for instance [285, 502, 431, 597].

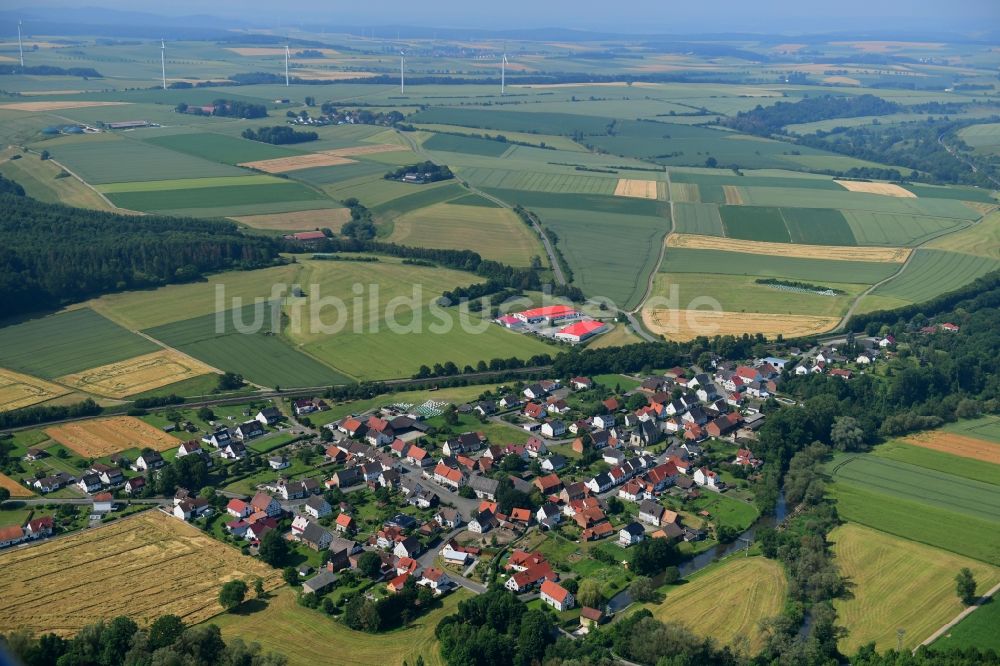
[399, 50, 405, 95]
[501, 43, 508, 95]
[284, 44, 290, 87]
[160, 39, 166, 90]
[17, 20, 24, 68]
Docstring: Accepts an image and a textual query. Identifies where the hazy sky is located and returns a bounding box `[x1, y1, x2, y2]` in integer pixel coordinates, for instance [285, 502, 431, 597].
[18, 0, 1000, 33]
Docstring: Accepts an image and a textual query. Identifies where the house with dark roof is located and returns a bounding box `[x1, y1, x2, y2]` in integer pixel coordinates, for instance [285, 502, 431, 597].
[467, 474, 499, 500]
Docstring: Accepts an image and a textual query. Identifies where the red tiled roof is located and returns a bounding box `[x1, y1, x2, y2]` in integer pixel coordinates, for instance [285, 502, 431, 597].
[93, 492, 113, 501]
[519, 305, 577, 319]
[558, 320, 604, 337]
[0, 525, 23, 541]
[541, 580, 571, 603]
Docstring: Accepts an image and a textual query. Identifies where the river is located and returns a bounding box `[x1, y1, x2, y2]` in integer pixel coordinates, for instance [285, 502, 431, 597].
[606, 491, 787, 614]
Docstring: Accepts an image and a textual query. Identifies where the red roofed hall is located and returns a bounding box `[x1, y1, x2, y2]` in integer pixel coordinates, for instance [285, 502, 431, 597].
[514, 304, 579, 324]
[555, 319, 606, 343]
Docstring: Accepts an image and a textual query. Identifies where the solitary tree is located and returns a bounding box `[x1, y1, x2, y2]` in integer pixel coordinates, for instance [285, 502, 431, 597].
[219, 580, 248, 611]
[831, 416, 866, 452]
[254, 577, 266, 599]
[576, 579, 604, 609]
[358, 551, 382, 579]
[956, 567, 978, 605]
[258, 530, 289, 567]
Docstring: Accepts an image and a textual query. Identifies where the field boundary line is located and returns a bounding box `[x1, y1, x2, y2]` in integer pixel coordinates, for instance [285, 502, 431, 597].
[918, 580, 1000, 650]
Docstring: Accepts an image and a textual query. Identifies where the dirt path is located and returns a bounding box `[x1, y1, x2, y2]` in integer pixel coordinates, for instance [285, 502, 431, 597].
[918, 580, 1000, 650]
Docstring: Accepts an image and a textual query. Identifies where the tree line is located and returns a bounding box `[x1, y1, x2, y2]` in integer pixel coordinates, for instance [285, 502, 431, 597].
[241, 126, 318, 145]
[1, 613, 286, 666]
[0, 181, 280, 317]
[0, 65, 102, 77]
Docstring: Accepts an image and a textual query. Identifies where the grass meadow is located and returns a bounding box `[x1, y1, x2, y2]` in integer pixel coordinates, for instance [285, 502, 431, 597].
[106, 181, 328, 214]
[653, 273, 862, 317]
[642, 556, 787, 653]
[872, 439, 1000, 486]
[831, 523, 1000, 652]
[211, 587, 471, 666]
[142, 132, 307, 165]
[932, 598, 1000, 652]
[660, 248, 898, 284]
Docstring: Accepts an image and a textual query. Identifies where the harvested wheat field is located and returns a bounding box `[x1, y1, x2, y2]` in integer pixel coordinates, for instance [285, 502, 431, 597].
[667, 233, 911, 262]
[239, 153, 355, 173]
[0, 101, 130, 112]
[46, 416, 181, 457]
[669, 182, 700, 203]
[0, 368, 71, 412]
[231, 207, 351, 231]
[322, 144, 403, 157]
[614, 179, 658, 200]
[0, 471, 32, 498]
[646, 556, 786, 652]
[643, 308, 839, 341]
[56, 350, 216, 399]
[835, 180, 916, 198]
[904, 431, 1000, 465]
[722, 185, 745, 205]
[0, 511, 283, 636]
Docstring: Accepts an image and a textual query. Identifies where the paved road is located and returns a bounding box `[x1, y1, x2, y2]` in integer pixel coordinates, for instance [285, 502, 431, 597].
[5, 497, 171, 506]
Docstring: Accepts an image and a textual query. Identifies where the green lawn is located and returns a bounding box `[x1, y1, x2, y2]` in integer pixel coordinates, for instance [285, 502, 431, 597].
[0, 308, 159, 378]
[422, 132, 510, 157]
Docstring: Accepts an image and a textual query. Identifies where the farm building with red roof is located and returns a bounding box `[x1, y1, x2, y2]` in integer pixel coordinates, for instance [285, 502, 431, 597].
[555, 320, 606, 343]
[514, 304, 580, 324]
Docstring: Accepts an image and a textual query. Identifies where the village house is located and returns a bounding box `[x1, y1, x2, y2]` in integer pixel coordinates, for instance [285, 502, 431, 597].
[335, 513, 355, 534]
[25, 515, 54, 539]
[226, 498, 252, 519]
[435, 507, 463, 529]
[433, 462, 466, 490]
[619, 522, 646, 547]
[202, 427, 232, 448]
[540, 580, 575, 611]
[76, 473, 102, 494]
[418, 567, 453, 595]
[536, 503, 562, 529]
[638, 499, 667, 526]
[694, 467, 722, 490]
[124, 476, 146, 495]
[220, 441, 247, 460]
[133, 450, 164, 472]
[327, 467, 362, 488]
[541, 454, 567, 472]
[304, 495, 332, 519]
[255, 407, 282, 426]
[0, 525, 24, 549]
[174, 497, 210, 521]
[250, 492, 283, 518]
[234, 420, 265, 441]
[541, 420, 566, 438]
[302, 570, 338, 595]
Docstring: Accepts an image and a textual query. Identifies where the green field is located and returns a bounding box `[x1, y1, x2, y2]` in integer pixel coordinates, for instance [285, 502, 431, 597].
[210, 587, 470, 666]
[873, 439, 1000, 487]
[87, 264, 305, 330]
[0, 308, 159, 378]
[45, 137, 245, 184]
[738, 185, 982, 220]
[932, 598, 1000, 652]
[720, 206, 791, 243]
[871, 249, 1000, 303]
[142, 132, 306, 165]
[461, 167, 618, 195]
[387, 201, 541, 265]
[842, 210, 972, 246]
[653, 273, 862, 317]
[422, 132, 510, 157]
[669, 171, 844, 190]
[106, 181, 328, 213]
[958, 123, 1000, 156]
[780, 207, 857, 245]
[370, 182, 467, 218]
[672, 202, 725, 236]
[831, 523, 1000, 653]
[291, 160, 391, 186]
[409, 108, 615, 136]
[660, 248, 898, 284]
[96, 174, 283, 193]
[144, 303, 351, 388]
[828, 453, 1000, 565]
[942, 415, 1000, 443]
[533, 206, 670, 309]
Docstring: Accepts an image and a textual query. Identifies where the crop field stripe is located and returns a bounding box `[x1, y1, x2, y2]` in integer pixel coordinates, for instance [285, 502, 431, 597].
[872, 249, 1000, 302]
[672, 203, 724, 236]
[779, 207, 858, 246]
[0, 308, 159, 379]
[829, 482, 1000, 565]
[106, 181, 329, 212]
[666, 233, 906, 262]
[96, 175, 284, 193]
[660, 248, 899, 284]
[720, 205, 791, 243]
[831, 454, 1000, 522]
[142, 132, 307, 165]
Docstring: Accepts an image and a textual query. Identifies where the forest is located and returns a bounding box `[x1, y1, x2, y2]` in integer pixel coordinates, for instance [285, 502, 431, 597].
[0, 179, 279, 316]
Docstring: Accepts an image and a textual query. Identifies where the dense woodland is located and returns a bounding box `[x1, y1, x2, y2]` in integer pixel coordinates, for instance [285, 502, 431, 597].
[384, 161, 454, 182]
[241, 126, 318, 145]
[0, 179, 279, 317]
[0, 65, 102, 77]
